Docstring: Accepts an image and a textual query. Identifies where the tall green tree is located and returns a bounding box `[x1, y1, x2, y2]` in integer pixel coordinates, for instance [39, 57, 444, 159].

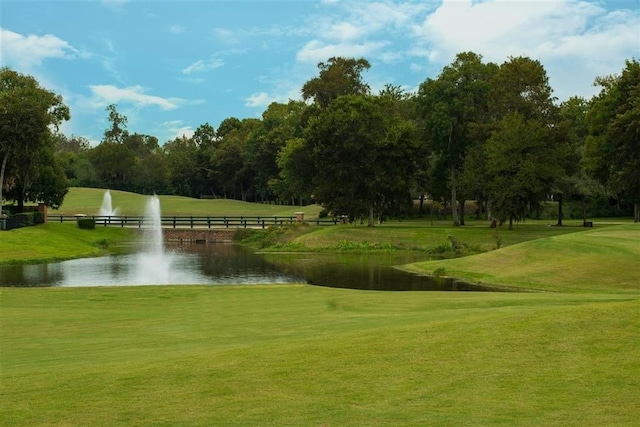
[306, 94, 418, 226]
[585, 59, 640, 221]
[416, 52, 496, 226]
[0, 67, 70, 213]
[483, 56, 561, 227]
[301, 57, 371, 108]
[485, 113, 561, 229]
[103, 104, 128, 144]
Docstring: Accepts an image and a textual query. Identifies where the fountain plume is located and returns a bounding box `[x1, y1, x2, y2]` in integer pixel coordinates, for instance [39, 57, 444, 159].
[98, 190, 118, 216]
[135, 194, 172, 284]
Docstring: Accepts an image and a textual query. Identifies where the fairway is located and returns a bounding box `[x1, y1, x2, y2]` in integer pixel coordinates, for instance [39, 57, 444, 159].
[1, 285, 638, 426]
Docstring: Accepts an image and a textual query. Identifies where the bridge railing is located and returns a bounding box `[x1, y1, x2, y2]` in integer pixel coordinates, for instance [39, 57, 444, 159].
[47, 215, 340, 228]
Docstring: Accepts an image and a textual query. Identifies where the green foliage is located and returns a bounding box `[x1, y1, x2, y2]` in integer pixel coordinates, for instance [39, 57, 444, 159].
[306, 94, 419, 226]
[485, 113, 561, 228]
[301, 57, 371, 108]
[585, 59, 640, 221]
[77, 218, 96, 230]
[0, 67, 70, 213]
[332, 240, 397, 252]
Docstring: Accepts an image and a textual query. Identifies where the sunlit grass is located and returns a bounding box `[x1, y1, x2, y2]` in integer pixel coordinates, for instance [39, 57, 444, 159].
[0, 223, 136, 264]
[1, 285, 638, 425]
[403, 223, 640, 293]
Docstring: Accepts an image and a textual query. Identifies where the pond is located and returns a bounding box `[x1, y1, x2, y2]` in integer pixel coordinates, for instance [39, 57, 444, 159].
[0, 243, 497, 291]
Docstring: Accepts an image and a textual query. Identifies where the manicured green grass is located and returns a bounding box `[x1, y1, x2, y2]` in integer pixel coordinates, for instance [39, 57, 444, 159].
[0, 223, 137, 264]
[52, 187, 323, 217]
[404, 223, 640, 293]
[1, 285, 638, 426]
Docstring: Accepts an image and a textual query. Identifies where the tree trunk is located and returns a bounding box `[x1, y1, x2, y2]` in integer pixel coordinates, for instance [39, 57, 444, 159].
[556, 193, 564, 226]
[367, 205, 375, 227]
[459, 199, 466, 226]
[0, 152, 7, 216]
[508, 214, 514, 230]
[582, 197, 587, 224]
[451, 169, 460, 226]
[419, 194, 424, 217]
[487, 200, 492, 222]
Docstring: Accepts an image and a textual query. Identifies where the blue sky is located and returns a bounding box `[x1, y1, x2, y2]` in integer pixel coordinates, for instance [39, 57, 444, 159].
[1, 0, 639, 145]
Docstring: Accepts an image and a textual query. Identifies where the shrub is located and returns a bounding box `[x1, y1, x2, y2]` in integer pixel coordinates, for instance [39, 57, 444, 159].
[77, 218, 96, 230]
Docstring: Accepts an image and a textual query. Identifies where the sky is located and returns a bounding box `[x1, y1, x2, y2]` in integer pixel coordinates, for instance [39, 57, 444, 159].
[1, 0, 639, 145]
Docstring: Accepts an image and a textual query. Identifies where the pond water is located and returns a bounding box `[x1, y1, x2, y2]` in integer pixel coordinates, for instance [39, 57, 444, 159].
[0, 243, 497, 291]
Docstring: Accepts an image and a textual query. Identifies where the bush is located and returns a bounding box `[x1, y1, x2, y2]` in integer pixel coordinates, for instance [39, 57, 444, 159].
[77, 218, 96, 230]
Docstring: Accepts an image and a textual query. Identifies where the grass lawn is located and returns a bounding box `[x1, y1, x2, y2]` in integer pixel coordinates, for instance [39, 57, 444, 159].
[0, 223, 136, 264]
[1, 285, 638, 426]
[51, 187, 324, 218]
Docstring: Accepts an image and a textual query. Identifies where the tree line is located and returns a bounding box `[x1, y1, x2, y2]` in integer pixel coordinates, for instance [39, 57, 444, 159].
[1, 53, 638, 226]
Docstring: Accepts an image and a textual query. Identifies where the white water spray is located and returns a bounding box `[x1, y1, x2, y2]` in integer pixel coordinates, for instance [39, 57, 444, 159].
[134, 194, 173, 284]
[98, 190, 118, 216]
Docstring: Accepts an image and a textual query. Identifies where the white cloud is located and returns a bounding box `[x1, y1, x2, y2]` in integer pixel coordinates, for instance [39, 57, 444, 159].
[87, 85, 184, 110]
[245, 92, 272, 108]
[182, 58, 225, 74]
[162, 120, 195, 140]
[0, 28, 79, 67]
[296, 40, 389, 63]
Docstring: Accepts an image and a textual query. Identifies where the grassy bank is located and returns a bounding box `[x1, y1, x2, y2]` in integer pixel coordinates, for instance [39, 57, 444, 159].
[0, 223, 136, 264]
[52, 187, 324, 217]
[1, 285, 638, 426]
[403, 223, 640, 293]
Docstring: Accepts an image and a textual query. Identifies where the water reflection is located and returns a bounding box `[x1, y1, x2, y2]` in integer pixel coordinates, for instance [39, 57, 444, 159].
[0, 244, 303, 287]
[0, 244, 501, 291]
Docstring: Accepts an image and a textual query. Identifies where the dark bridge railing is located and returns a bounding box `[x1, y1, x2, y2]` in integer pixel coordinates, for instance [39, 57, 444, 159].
[47, 215, 340, 228]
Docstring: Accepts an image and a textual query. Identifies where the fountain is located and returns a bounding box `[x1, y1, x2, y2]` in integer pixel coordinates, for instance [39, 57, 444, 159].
[134, 195, 173, 284]
[98, 190, 118, 216]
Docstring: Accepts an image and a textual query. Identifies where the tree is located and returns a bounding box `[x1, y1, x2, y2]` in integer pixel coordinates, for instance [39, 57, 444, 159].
[103, 104, 128, 144]
[246, 101, 307, 203]
[306, 94, 418, 226]
[416, 52, 497, 226]
[485, 113, 561, 229]
[209, 118, 261, 200]
[552, 96, 590, 225]
[0, 67, 70, 213]
[301, 57, 371, 108]
[585, 59, 640, 222]
[88, 142, 136, 190]
[270, 137, 315, 205]
[165, 136, 201, 197]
